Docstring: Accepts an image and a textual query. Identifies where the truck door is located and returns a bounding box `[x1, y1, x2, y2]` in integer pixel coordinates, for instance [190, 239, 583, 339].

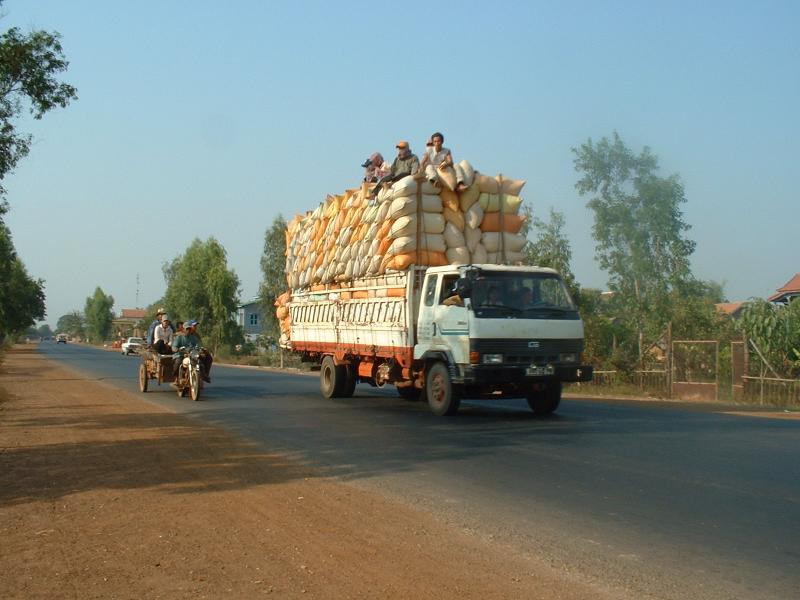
[416, 273, 438, 352]
[433, 274, 470, 365]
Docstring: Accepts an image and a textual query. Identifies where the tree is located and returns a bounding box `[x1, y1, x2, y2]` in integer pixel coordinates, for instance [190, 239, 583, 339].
[573, 132, 696, 363]
[259, 215, 287, 341]
[36, 323, 53, 338]
[56, 310, 85, 338]
[0, 15, 78, 198]
[162, 237, 243, 353]
[0, 10, 77, 340]
[84, 287, 114, 343]
[521, 206, 578, 297]
[0, 255, 45, 340]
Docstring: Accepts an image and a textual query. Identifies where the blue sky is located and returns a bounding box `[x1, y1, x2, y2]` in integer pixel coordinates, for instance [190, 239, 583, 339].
[3, 1, 798, 325]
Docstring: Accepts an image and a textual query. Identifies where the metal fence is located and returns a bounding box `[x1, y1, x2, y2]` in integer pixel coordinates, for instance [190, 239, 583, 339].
[577, 334, 799, 408]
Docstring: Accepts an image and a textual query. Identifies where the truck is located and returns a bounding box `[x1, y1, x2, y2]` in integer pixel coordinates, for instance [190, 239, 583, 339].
[284, 263, 593, 416]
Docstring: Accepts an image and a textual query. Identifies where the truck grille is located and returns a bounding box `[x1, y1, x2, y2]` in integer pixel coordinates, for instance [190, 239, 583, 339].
[470, 338, 583, 365]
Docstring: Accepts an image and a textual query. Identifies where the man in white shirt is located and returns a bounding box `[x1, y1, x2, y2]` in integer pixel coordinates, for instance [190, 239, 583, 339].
[153, 315, 175, 354]
[419, 132, 467, 192]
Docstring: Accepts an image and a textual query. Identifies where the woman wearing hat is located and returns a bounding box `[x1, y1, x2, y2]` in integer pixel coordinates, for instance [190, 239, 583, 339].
[152, 314, 175, 355]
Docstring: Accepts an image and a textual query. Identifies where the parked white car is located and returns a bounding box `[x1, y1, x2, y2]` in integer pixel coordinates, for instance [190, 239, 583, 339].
[121, 337, 145, 355]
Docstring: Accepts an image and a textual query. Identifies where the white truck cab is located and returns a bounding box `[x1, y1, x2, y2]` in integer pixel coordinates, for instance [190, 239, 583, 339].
[413, 264, 592, 414]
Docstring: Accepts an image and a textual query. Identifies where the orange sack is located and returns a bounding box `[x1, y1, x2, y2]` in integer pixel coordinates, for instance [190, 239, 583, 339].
[480, 212, 526, 234]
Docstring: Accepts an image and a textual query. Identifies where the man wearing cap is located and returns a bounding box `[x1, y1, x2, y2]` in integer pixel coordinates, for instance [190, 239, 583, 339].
[370, 140, 420, 197]
[362, 152, 389, 183]
[153, 315, 175, 355]
[173, 320, 213, 383]
[146, 308, 166, 347]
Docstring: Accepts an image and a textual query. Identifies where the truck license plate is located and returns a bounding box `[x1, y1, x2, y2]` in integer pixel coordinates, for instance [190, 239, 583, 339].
[526, 365, 554, 376]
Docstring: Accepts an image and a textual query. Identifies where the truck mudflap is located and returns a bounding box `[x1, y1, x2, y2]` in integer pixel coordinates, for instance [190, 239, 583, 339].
[453, 363, 593, 385]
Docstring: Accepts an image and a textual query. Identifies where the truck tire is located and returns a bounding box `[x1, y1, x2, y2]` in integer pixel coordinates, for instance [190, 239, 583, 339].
[320, 356, 344, 398]
[341, 364, 357, 398]
[397, 386, 422, 401]
[426, 362, 460, 416]
[526, 381, 561, 415]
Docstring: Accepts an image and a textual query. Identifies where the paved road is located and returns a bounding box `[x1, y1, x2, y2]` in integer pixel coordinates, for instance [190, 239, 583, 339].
[39, 342, 800, 600]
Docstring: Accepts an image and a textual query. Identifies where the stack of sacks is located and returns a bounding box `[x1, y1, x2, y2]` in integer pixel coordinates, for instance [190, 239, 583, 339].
[274, 291, 291, 346]
[282, 160, 529, 294]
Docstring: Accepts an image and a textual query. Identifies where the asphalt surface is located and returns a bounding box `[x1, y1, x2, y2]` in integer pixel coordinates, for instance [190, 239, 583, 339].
[38, 342, 800, 600]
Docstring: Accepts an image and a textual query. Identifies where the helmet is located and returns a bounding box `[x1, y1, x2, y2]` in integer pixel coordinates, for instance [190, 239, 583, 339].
[185, 319, 198, 328]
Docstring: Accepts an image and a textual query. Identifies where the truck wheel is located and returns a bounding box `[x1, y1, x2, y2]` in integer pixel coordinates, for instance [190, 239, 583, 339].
[426, 362, 460, 416]
[138, 363, 148, 392]
[341, 364, 357, 398]
[397, 386, 422, 401]
[320, 356, 344, 398]
[526, 381, 562, 415]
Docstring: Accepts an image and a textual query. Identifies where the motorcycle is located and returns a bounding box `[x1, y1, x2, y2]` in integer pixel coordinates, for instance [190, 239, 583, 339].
[174, 346, 207, 401]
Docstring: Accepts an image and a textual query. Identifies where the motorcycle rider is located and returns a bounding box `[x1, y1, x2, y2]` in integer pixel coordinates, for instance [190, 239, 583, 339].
[172, 319, 213, 383]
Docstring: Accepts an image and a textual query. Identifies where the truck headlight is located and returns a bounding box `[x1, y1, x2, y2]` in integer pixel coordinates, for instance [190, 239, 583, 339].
[482, 353, 503, 364]
[559, 353, 578, 363]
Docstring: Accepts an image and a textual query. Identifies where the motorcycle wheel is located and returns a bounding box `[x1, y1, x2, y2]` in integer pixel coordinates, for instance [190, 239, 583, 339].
[190, 367, 201, 401]
[176, 366, 187, 397]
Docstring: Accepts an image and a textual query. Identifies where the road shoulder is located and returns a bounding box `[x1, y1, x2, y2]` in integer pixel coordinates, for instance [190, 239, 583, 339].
[0, 345, 617, 599]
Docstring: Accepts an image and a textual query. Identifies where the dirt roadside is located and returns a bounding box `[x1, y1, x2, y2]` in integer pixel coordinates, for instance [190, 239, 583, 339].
[0, 346, 619, 600]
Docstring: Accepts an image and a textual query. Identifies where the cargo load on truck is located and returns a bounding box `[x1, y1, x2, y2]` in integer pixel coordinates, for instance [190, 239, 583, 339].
[276, 161, 529, 346]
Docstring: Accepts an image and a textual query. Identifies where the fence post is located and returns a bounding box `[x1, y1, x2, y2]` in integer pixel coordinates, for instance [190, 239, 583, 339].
[666, 322, 673, 399]
[715, 340, 719, 402]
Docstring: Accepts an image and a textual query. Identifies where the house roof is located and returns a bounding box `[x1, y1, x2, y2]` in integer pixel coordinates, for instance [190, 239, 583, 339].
[768, 273, 800, 302]
[715, 302, 744, 317]
[120, 308, 147, 319]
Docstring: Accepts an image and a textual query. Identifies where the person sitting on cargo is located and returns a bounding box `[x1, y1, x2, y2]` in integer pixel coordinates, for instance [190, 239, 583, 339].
[173, 320, 213, 383]
[370, 140, 420, 197]
[152, 315, 175, 354]
[362, 152, 389, 183]
[419, 132, 467, 192]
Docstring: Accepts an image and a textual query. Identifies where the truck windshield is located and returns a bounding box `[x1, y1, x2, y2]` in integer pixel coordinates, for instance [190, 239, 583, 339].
[470, 272, 578, 319]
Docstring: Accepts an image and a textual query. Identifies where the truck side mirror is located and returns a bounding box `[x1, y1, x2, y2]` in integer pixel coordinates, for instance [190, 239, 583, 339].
[457, 278, 472, 299]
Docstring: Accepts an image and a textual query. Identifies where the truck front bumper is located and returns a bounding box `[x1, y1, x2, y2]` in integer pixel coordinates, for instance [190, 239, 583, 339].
[453, 363, 593, 386]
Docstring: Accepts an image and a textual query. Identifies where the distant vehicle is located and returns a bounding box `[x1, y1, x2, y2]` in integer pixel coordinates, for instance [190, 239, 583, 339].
[56, 334, 68, 344]
[121, 337, 145, 355]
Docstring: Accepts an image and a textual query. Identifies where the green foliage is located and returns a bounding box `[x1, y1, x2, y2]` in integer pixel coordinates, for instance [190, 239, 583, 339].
[739, 299, 800, 378]
[56, 311, 85, 338]
[259, 215, 288, 340]
[0, 21, 78, 196]
[0, 206, 46, 340]
[521, 206, 578, 296]
[83, 287, 114, 342]
[573, 132, 696, 361]
[162, 237, 243, 353]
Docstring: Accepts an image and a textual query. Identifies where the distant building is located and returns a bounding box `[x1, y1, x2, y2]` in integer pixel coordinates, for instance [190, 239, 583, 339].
[715, 302, 745, 319]
[237, 299, 263, 342]
[768, 273, 800, 306]
[113, 308, 147, 338]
